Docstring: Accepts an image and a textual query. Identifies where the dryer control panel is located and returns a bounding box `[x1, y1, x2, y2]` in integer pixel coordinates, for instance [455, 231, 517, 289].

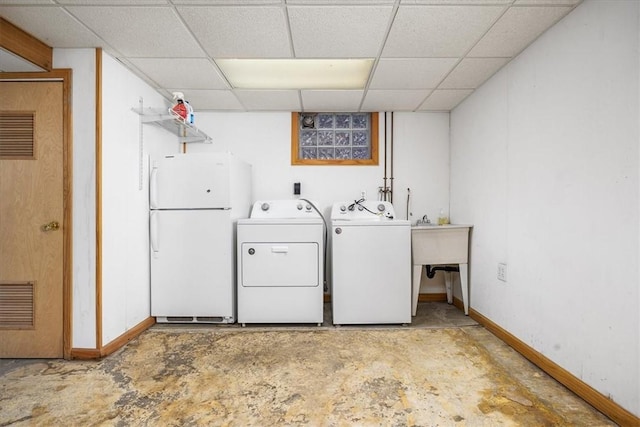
[250, 200, 320, 219]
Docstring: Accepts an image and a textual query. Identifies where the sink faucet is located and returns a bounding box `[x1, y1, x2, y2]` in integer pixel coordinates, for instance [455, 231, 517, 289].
[416, 214, 431, 225]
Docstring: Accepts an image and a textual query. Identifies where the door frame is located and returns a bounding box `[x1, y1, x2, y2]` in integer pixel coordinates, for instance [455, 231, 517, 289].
[0, 70, 73, 359]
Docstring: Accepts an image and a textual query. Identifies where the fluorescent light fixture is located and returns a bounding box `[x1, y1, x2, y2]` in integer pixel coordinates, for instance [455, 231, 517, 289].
[216, 59, 373, 90]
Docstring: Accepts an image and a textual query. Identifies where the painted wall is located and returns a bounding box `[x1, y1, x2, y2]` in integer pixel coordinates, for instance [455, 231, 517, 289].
[55, 47, 451, 347]
[53, 49, 97, 349]
[187, 111, 451, 292]
[450, 0, 639, 415]
[56, 49, 178, 347]
[392, 113, 451, 293]
[100, 53, 177, 345]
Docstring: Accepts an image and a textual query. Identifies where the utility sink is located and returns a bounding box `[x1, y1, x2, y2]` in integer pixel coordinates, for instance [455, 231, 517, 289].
[411, 224, 472, 264]
[411, 224, 473, 316]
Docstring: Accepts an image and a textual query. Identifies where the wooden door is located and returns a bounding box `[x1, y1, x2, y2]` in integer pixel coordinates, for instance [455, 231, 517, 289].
[0, 81, 64, 358]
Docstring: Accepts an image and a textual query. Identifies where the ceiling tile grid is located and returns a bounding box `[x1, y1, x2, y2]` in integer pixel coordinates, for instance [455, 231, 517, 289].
[438, 57, 510, 89]
[65, 6, 204, 57]
[177, 5, 292, 58]
[361, 89, 432, 111]
[467, 5, 574, 57]
[173, 89, 245, 111]
[418, 89, 474, 111]
[287, 5, 393, 58]
[235, 89, 301, 111]
[301, 90, 364, 112]
[0, 6, 106, 47]
[369, 58, 459, 89]
[0, 0, 583, 111]
[127, 58, 229, 89]
[381, 5, 508, 58]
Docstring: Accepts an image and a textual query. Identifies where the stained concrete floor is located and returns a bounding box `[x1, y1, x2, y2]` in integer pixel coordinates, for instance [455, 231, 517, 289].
[0, 302, 615, 426]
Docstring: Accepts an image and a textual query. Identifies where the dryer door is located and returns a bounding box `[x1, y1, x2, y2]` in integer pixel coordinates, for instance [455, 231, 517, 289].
[241, 242, 319, 287]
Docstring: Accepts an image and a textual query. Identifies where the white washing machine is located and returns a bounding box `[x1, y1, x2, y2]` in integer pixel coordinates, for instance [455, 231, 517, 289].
[331, 200, 411, 325]
[237, 200, 324, 326]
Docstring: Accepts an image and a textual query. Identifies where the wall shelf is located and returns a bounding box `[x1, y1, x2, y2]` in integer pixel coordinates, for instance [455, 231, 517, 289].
[131, 107, 212, 144]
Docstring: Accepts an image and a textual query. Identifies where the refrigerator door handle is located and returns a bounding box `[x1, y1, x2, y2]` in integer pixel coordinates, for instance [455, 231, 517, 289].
[150, 166, 159, 209]
[150, 211, 159, 253]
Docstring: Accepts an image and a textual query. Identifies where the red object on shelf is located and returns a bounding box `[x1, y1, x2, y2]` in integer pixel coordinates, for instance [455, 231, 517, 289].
[171, 100, 188, 120]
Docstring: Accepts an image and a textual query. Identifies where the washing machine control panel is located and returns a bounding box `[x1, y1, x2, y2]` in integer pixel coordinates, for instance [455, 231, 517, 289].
[250, 200, 320, 219]
[331, 201, 396, 220]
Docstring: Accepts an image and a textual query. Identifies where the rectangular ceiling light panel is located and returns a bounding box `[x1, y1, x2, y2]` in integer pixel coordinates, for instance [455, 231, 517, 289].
[217, 59, 373, 90]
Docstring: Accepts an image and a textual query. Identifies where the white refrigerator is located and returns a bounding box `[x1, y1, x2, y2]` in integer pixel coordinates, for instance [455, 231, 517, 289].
[149, 152, 251, 323]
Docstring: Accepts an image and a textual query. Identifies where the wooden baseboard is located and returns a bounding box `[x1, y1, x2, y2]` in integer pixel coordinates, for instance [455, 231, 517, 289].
[69, 348, 102, 359]
[469, 308, 639, 426]
[418, 293, 447, 302]
[70, 316, 155, 360]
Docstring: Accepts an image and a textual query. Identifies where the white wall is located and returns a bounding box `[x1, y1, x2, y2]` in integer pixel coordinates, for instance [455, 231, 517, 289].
[393, 113, 451, 293]
[187, 111, 451, 293]
[187, 112, 384, 211]
[393, 113, 450, 224]
[53, 49, 97, 349]
[100, 53, 177, 344]
[55, 48, 450, 348]
[55, 49, 179, 348]
[450, 0, 639, 416]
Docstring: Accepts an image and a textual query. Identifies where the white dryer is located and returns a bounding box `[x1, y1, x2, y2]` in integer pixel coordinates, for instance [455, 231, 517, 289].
[331, 200, 411, 325]
[237, 200, 324, 326]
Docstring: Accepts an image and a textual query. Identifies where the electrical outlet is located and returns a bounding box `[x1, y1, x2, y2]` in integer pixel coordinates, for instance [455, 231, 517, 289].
[497, 263, 507, 282]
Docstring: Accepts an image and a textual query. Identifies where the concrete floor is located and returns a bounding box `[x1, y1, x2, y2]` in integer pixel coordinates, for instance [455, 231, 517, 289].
[0, 302, 615, 426]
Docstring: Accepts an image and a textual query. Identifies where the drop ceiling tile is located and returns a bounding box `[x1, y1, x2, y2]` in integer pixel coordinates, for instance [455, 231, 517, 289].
[382, 5, 506, 57]
[58, 0, 168, 4]
[178, 6, 291, 58]
[401, 0, 510, 3]
[0, 6, 105, 47]
[361, 89, 430, 111]
[418, 89, 472, 111]
[173, 0, 282, 3]
[128, 58, 229, 89]
[301, 90, 363, 112]
[0, 0, 53, 4]
[288, 5, 392, 58]
[287, 1, 394, 4]
[439, 57, 509, 89]
[468, 6, 573, 57]
[514, 0, 580, 5]
[172, 89, 244, 111]
[235, 90, 300, 110]
[369, 58, 458, 89]
[66, 6, 203, 57]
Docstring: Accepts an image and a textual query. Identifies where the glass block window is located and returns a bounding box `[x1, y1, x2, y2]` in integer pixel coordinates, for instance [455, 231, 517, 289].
[291, 112, 378, 165]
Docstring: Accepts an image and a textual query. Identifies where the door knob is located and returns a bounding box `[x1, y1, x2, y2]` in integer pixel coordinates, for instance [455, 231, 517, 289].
[41, 221, 60, 232]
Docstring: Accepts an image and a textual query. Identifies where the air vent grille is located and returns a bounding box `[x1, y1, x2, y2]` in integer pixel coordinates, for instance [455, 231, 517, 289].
[0, 112, 35, 159]
[0, 282, 35, 329]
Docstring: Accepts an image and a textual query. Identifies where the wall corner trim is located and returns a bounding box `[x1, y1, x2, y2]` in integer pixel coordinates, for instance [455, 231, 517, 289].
[469, 308, 639, 426]
[70, 316, 155, 360]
